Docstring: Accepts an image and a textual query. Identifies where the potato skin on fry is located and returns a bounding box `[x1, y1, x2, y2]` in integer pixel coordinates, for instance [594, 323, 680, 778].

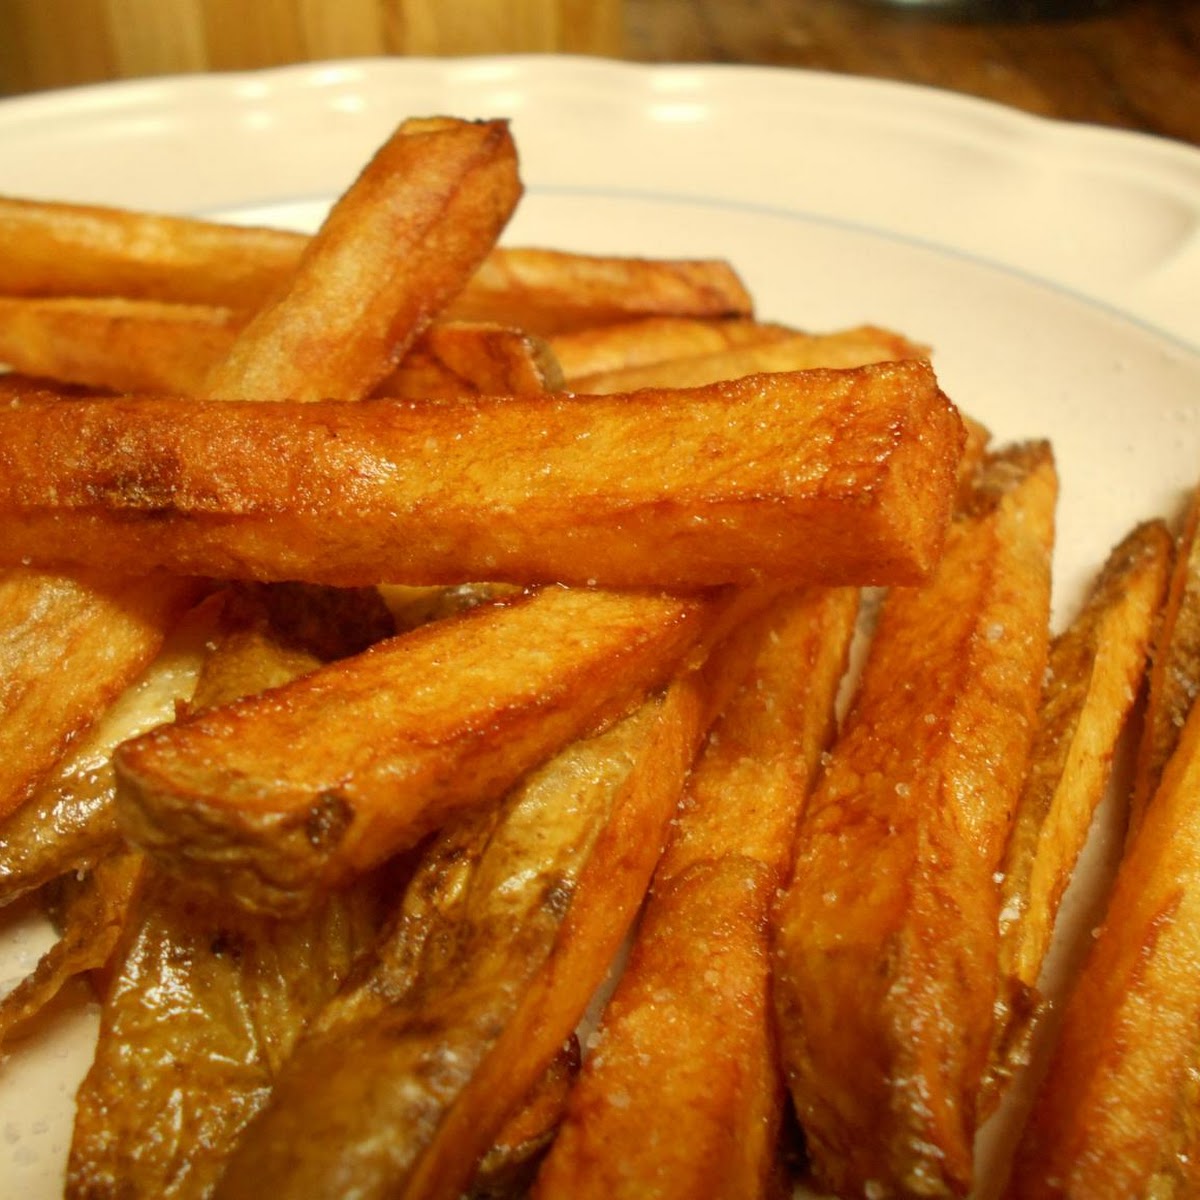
[115, 586, 717, 914]
[0, 361, 964, 590]
[773, 442, 1057, 1199]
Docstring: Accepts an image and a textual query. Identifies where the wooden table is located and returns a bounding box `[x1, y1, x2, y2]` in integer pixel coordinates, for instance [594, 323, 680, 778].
[623, 0, 1200, 147]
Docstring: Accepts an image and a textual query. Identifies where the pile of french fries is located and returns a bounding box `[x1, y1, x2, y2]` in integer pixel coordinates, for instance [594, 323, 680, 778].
[0, 113, 1197, 1200]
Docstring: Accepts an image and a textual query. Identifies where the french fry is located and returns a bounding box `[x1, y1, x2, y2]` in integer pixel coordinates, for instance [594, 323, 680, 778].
[567, 324, 927, 394]
[0, 298, 560, 398]
[986, 520, 1169, 1103]
[1127, 482, 1200, 843]
[210, 589, 771, 1200]
[0, 567, 200, 823]
[773, 442, 1057, 1198]
[115, 585, 727, 914]
[1005, 666, 1200, 1197]
[0, 195, 753, 335]
[0, 361, 965, 590]
[201, 118, 522, 403]
[0, 194, 305, 307]
[548, 315, 791, 383]
[534, 586, 859, 1200]
[440, 246, 753, 334]
[0, 850, 141, 1048]
[0, 596, 213, 906]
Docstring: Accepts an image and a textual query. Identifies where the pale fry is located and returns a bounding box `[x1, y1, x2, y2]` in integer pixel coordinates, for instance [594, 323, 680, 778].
[201, 118, 522, 402]
[1005, 677, 1200, 1197]
[0, 194, 305, 307]
[0, 361, 965, 590]
[567, 324, 927, 394]
[115, 586, 724, 914]
[0, 567, 200, 823]
[548, 316, 791, 382]
[1127, 482, 1200, 842]
[534, 587, 858, 1200]
[773, 442, 1057, 1198]
[987, 520, 1168, 1100]
[211, 589, 772, 1200]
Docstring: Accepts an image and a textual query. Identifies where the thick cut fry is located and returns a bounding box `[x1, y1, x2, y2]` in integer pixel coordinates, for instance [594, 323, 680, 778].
[201, 118, 522, 402]
[1127, 482, 1200, 842]
[773, 442, 1057, 1199]
[568, 324, 927, 394]
[535, 587, 858, 1200]
[548, 316, 791, 382]
[0, 598, 213, 906]
[1005, 676, 1200, 1198]
[0, 567, 200, 823]
[987, 520, 1168, 1100]
[115, 586, 724, 914]
[442, 247, 753, 334]
[0, 298, 559, 398]
[211, 590, 770, 1200]
[0, 194, 305, 307]
[0, 296, 240, 394]
[0, 361, 965, 590]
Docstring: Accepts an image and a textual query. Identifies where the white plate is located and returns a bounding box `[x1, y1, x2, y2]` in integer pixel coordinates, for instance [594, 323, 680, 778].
[1, 56, 1198, 1199]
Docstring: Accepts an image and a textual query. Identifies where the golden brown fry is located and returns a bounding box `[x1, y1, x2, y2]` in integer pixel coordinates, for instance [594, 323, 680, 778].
[773, 442, 1057, 1199]
[443, 247, 753, 334]
[210, 589, 771, 1200]
[0, 361, 965, 590]
[568, 324, 927, 394]
[1005, 673, 1200, 1198]
[0, 567, 200, 823]
[535, 587, 859, 1200]
[116, 586, 725, 914]
[0, 597, 213, 906]
[201, 118, 522, 403]
[548, 316, 791, 382]
[0, 194, 305, 307]
[0, 296, 239, 394]
[987, 520, 1168, 1101]
[0, 850, 141, 1048]
[0, 297, 559, 398]
[1127, 482, 1200, 842]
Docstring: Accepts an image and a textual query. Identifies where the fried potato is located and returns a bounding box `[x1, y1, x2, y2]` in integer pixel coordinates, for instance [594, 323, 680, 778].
[0, 567, 200, 823]
[0, 296, 240, 394]
[0, 298, 560, 398]
[987, 520, 1169, 1102]
[0, 849, 141, 1048]
[1005, 663, 1200, 1197]
[210, 590, 770, 1200]
[201, 118, 522, 403]
[442, 247, 753, 334]
[1127, 482, 1200, 843]
[66, 862, 391, 1200]
[548, 316, 791, 383]
[566, 324, 927, 394]
[0, 194, 305, 307]
[0, 361, 965, 590]
[773, 442, 1057, 1199]
[535, 587, 859, 1200]
[0, 596, 213, 906]
[115, 586, 727, 914]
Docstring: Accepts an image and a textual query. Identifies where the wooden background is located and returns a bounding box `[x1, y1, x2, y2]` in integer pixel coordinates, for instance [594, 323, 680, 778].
[0, 0, 1196, 146]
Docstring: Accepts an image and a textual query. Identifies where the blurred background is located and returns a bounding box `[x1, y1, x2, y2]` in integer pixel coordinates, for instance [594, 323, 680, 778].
[0, 0, 1196, 144]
